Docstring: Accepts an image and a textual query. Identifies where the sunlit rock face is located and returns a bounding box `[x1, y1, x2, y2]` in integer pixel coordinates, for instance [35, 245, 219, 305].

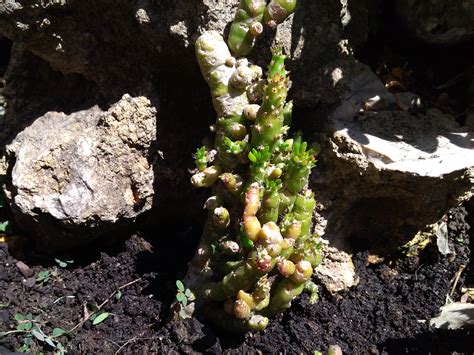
[314, 104, 473, 254]
[5, 95, 156, 250]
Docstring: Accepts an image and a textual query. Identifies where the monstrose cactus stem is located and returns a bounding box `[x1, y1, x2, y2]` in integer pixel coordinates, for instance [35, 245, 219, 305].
[182, 0, 319, 332]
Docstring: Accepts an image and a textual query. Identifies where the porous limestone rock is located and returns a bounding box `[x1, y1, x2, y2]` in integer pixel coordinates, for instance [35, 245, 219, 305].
[314, 240, 359, 293]
[315, 105, 474, 253]
[4, 94, 156, 250]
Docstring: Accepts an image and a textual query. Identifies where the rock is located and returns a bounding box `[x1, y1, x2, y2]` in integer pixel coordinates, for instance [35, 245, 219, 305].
[430, 303, 474, 330]
[396, 0, 474, 45]
[166, 318, 221, 354]
[0, 0, 373, 107]
[314, 240, 359, 293]
[15, 260, 33, 277]
[314, 107, 474, 252]
[4, 95, 157, 250]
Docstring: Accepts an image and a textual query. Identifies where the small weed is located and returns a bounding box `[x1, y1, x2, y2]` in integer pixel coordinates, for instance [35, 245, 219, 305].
[0, 300, 10, 309]
[0, 312, 68, 353]
[55, 258, 74, 268]
[0, 220, 10, 233]
[91, 312, 111, 326]
[176, 280, 195, 307]
[35, 270, 51, 284]
[35, 268, 59, 285]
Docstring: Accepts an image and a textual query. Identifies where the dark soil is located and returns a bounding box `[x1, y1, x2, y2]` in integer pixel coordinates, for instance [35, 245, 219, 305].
[0, 205, 471, 354]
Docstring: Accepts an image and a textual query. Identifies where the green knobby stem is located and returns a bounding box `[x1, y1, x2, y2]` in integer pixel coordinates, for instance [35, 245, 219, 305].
[207, 305, 269, 333]
[291, 236, 322, 267]
[228, 0, 266, 56]
[188, 29, 322, 332]
[204, 261, 264, 301]
[283, 134, 316, 194]
[291, 190, 316, 239]
[258, 180, 281, 224]
[195, 31, 262, 117]
[215, 114, 249, 168]
[251, 49, 288, 149]
[263, 0, 298, 27]
[261, 278, 305, 316]
[304, 280, 319, 305]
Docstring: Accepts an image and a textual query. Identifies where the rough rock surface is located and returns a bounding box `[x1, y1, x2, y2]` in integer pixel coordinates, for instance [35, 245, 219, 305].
[315, 106, 474, 253]
[0, 0, 373, 107]
[314, 240, 359, 293]
[396, 0, 474, 45]
[4, 95, 156, 250]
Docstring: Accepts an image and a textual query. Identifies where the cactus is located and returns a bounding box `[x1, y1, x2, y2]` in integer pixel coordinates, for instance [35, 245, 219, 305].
[183, 0, 312, 333]
[184, 27, 321, 332]
[227, 0, 298, 57]
[263, 0, 298, 28]
[228, 0, 266, 57]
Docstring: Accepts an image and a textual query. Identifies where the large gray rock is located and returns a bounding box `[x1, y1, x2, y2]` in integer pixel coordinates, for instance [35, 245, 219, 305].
[4, 95, 156, 250]
[315, 103, 474, 253]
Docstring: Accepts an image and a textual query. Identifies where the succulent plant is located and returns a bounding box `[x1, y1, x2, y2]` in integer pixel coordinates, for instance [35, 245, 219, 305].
[185, 24, 321, 332]
[227, 0, 298, 57]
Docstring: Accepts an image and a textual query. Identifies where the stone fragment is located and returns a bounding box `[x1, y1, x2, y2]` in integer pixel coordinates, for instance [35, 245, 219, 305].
[314, 240, 359, 293]
[5, 95, 156, 250]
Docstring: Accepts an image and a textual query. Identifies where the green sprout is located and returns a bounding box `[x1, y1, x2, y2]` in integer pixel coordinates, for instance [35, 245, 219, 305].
[0, 313, 68, 353]
[194, 146, 209, 172]
[176, 280, 195, 307]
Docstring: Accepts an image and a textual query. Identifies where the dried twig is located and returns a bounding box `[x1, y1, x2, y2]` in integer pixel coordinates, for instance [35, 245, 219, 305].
[114, 336, 137, 354]
[450, 265, 466, 297]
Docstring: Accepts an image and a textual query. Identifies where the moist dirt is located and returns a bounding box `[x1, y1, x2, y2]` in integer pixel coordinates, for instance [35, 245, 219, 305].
[0, 205, 472, 354]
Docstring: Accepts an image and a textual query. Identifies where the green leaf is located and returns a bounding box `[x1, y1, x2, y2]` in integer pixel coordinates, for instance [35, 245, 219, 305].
[115, 290, 122, 300]
[176, 293, 186, 303]
[14, 313, 25, 321]
[36, 270, 50, 282]
[0, 300, 10, 309]
[55, 259, 67, 268]
[0, 332, 5, 337]
[185, 289, 193, 298]
[32, 329, 45, 342]
[52, 328, 66, 337]
[182, 297, 188, 306]
[0, 220, 10, 233]
[92, 312, 110, 326]
[26, 313, 33, 321]
[17, 321, 32, 331]
[248, 151, 257, 163]
[176, 280, 185, 292]
[18, 344, 29, 353]
[45, 337, 56, 348]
